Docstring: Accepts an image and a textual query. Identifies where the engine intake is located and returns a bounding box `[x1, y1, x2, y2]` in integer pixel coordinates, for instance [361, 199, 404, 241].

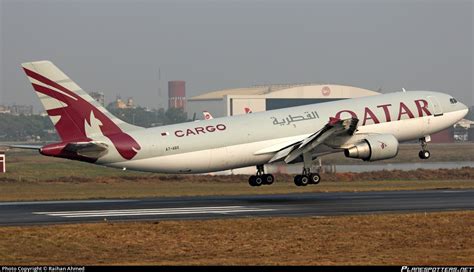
[344, 134, 399, 161]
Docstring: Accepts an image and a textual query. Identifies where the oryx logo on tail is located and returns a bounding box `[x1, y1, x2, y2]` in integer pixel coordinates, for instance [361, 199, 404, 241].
[22, 61, 141, 160]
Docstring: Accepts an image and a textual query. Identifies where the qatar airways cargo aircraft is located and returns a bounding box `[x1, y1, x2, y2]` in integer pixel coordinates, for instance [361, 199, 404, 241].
[14, 61, 468, 186]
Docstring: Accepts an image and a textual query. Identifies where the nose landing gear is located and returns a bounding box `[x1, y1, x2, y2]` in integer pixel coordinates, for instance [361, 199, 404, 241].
[418, 137, 431, 160]
[249, 164, 274, 187]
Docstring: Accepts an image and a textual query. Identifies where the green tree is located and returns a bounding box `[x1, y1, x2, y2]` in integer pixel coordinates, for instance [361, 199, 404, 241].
[106, 106, 188, 127]
[0, 114, 58, 141]
[164, 108, 188, 125]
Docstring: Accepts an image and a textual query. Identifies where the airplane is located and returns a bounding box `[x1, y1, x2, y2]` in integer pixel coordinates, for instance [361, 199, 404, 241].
[13, 61, 469, 187]
[202, 111, 213, 120]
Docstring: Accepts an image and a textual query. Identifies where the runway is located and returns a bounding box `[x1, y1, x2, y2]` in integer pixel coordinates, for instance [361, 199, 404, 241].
[1, 189, 473, 226]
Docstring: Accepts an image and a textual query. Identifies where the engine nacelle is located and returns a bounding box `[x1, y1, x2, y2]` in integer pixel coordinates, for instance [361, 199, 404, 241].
[344, 134, 399, 161]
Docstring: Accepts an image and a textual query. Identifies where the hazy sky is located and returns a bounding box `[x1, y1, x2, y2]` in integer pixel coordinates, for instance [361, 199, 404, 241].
[1, 0, 473, 111]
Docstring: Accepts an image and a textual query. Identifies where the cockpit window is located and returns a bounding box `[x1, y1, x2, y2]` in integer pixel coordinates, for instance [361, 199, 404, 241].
[450, 98, 458, 104]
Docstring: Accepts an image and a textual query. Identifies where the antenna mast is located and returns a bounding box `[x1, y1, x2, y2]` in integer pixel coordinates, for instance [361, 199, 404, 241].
[158, 68, 162, 109]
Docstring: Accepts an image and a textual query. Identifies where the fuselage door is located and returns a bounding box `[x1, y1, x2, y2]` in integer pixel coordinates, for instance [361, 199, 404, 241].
[428, 96, 443, 117]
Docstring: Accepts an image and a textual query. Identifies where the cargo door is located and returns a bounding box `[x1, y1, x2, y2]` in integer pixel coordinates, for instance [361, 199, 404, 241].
[428, 96, 443, 117]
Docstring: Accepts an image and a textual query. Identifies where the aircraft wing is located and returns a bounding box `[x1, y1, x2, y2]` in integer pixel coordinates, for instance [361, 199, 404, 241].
[267, 117, 359, 164]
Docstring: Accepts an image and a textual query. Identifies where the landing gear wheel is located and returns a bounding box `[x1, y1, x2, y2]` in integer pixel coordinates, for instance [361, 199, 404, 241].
[300, 175, 309, 186]
[418, 150, 430, 160]
[249, 175, 262, 186]
[248, 165, 273, 187]
[254, 176, 263, 186]
[294, 175, 302, 186]
[263, 174, 274, 185]
[310, 173, 321, 184]
[248, 175, 256, 186]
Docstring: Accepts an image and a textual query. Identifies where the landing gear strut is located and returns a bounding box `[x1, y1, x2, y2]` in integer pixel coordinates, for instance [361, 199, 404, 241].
[294, 153, 321, 186]
[418, 137, 431, 160]
[249, 165, 274, 187]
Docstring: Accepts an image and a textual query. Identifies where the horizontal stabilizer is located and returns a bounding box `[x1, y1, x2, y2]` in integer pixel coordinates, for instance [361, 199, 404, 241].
[7, 144, 43, 150]
[64, 142, 109, 159]
[39, 141, 109, 161]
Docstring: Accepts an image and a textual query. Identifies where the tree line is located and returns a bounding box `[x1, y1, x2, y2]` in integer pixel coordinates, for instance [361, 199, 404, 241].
[0, 107, 188, 142]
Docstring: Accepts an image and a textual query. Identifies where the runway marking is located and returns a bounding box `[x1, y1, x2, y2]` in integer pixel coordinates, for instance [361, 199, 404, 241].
[34, 205, 276, 218]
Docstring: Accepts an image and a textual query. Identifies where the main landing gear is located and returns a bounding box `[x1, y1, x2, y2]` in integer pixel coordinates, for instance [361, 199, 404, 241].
[294, 152, 321, 186]
[418, 137, 431, 160]
[294, 168, 321, 186]
[249, 164, 274, 187]
[249, 154, 323, 187]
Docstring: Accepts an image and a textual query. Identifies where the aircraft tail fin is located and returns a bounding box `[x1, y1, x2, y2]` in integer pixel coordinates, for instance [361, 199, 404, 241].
[203, 111, 213, 120]
[21, 61, 142, 160]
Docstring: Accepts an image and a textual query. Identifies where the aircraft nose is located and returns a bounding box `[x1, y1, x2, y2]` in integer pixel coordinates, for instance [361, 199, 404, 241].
[459, 101, 469, 118]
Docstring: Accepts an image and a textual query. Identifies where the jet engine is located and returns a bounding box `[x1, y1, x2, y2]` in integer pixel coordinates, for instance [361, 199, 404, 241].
[344, 134, 399, 161]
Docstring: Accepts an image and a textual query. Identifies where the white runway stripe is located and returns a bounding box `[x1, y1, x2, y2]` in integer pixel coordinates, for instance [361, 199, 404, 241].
[34, 206, 275, 218]
[36, 206, 246, 215]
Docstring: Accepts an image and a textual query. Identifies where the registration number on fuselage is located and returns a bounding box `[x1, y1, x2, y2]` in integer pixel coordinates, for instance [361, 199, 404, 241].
[165, 146, 180, 152]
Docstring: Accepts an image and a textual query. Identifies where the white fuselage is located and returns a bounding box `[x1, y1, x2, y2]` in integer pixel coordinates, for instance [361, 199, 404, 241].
[96, 91, 468, 173]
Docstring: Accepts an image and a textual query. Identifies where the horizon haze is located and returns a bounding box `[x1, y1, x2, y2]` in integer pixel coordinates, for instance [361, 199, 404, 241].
[1, 0, 473, 112]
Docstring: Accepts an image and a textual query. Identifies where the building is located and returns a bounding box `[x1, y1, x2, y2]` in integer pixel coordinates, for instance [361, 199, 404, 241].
[469, 127, 474, 142]
[455, 118, 474, 142]
[9, 105, 33, 116]
[0, 105, 34, 116]
[89, 91, 105, 106]
[430, 118, 474, 143]
[109, 96, 135, 109]
[187, 84, 380, 118]
[168, 81, 186, 109]
[126, 97, 134, 108]
[430, 127, 455, 143]
[0, 105, 11, 114]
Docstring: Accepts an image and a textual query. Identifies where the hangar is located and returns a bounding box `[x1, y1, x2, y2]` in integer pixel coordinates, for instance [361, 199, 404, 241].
[187, 84, 380, 119]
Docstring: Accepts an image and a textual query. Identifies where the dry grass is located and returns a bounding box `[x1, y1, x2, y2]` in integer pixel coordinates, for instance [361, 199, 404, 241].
[1, 178, 474, 202]
[0, 211, 472, 265]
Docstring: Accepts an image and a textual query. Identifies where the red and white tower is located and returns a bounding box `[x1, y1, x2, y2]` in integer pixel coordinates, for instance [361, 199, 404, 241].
[168, 81, 186, 109]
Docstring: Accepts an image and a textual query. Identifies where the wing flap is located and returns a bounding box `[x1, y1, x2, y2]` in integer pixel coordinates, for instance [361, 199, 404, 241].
[268, 117, 359, 164]
[254, 135, 309, 155]
[284, 117, 358, 163]
[268, 144, 299, 163]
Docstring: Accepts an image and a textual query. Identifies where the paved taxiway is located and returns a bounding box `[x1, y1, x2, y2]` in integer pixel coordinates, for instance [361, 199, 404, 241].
[1, 189, 473, 226]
